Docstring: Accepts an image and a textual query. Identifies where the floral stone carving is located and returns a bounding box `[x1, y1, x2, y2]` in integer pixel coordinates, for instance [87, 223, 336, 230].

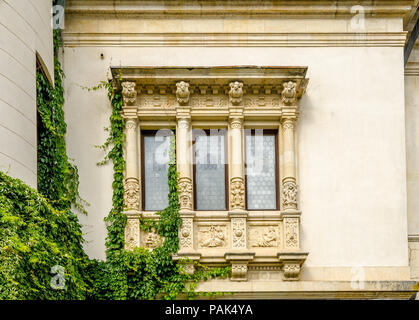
[285, 218, 299, 249]
[179, 218, 193, 249]
[232, 218, 246, 248]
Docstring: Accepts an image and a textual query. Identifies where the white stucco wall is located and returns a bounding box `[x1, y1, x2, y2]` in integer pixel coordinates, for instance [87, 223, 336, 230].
[63, 45, 409, 270]
[0, 0, 53, 187]
[405, 43, 419, 278]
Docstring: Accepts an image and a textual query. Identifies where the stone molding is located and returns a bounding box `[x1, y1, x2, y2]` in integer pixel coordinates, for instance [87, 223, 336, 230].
[66, 1, 413, 18]
[63, 32, 408, 48]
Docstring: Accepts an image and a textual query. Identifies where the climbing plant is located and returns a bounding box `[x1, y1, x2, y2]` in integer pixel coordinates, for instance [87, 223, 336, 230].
[87, 79, 230, 300]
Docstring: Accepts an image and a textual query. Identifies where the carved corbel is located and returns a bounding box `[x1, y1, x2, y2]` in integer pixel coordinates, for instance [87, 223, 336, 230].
[122, 81, 137, 106]
[278, 252, 308, 281]
[229, 81, 244, 106]
[176, 81, 190, 106]
[281, 81, 297, 106]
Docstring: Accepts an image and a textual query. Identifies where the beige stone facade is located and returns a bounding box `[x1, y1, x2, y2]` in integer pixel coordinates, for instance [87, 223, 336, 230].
[2, 0, 419, 298]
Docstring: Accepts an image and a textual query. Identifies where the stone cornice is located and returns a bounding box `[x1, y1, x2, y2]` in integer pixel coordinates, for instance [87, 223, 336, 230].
[62, 32, 408, 48]
[66, 0, 414, 18]
[405, 61, 419, 75]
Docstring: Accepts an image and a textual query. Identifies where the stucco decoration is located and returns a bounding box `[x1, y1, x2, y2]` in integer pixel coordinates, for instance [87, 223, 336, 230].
[229, 81, 244, 106]
[176, 81, 190, 105]
[122, 81, 137, 106]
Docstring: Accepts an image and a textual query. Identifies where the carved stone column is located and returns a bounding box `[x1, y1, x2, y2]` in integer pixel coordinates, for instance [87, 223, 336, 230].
[121, 81, 141, 250]
[225, 81, 255, 281]
[278, 81, 308, 280]
[173, 81, 200, 273]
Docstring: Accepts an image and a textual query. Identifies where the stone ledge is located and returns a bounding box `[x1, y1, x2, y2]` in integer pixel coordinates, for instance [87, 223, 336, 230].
[194, 280, 419, 299]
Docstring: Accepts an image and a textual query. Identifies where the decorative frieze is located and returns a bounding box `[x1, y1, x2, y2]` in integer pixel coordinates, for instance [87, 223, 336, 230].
[176, 81, 190, 106]
[250, 226, 279, 248]
[229, 81, 244, 106]
[124, 178, 140, 210]
[122, 81, 137, 106]
[125, 218, 140, 250]
[143, 228, 161, 249]
[198, 224, 227, 248]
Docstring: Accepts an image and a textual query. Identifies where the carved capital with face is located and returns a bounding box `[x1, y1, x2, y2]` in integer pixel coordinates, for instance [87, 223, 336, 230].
[229, 81, 244, 106]
[176, 81, 190, 106]
[281, 81, 297, 105]
[122, 81, 137, 106]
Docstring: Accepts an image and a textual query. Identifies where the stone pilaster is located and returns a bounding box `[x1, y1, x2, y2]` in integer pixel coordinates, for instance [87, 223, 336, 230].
[278, 81, 308, 280]
[122, 81, 140, 212]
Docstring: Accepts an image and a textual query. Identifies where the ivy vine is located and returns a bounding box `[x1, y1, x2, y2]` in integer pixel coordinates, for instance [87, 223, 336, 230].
[87, 80, 230, 300]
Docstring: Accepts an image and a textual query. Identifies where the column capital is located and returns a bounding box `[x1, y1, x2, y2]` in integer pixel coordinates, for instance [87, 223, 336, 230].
[177, 117, 191, 129]
[229, 81, 244, 106]
[176, 81, 190, 106]
[229, 117, 244, 129]
[122, 81, 137, 106]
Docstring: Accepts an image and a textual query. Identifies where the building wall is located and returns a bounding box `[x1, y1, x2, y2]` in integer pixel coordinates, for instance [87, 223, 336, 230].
[62, 1, 412, 282]
[405, 42, 419, 279]
[0, 0, 54, 187]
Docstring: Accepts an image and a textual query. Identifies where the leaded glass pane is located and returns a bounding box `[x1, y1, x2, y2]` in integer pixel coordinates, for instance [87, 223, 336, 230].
[144, 134, 170, 211]
[246, 133, 277, 210]
[195, 133, 226, 210]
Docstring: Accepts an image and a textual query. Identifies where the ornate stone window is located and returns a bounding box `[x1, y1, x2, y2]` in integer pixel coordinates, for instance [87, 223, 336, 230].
[141, 130, 172, 211]
[245, 130, 279, 211]
[193, 129, 228, 211]
[117, 66, 309, 281]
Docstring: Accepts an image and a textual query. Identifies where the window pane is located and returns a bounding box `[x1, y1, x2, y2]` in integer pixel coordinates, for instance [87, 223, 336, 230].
[195, 133, 226, 210]
[144, 134, 170, 211]
[246, 133, 277, 210]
